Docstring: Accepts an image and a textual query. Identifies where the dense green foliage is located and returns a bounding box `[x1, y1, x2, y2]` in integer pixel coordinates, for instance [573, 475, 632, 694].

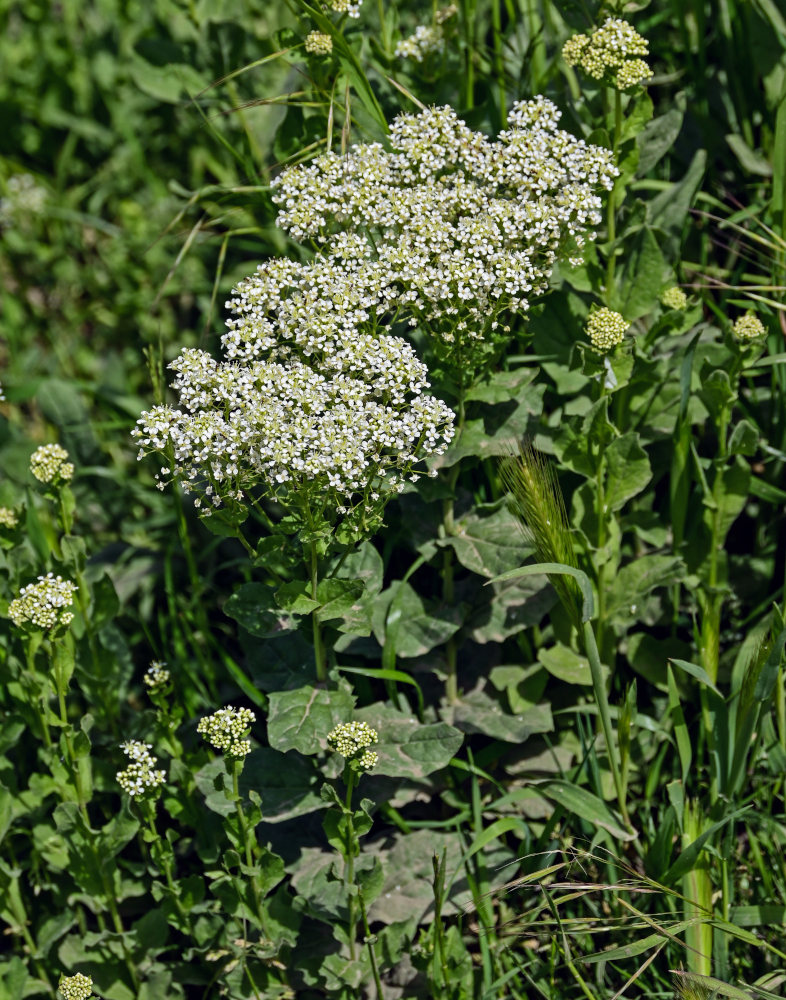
[3, 1, 786, 998]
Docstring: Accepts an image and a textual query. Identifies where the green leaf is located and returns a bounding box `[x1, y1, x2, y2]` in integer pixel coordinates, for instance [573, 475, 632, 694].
[468, 573, 556, 643]
[538, 643, 593, 686]
[538, 781, 635, 841]
[224, 582, 300, 638]
[267, 685, 355, 755]
[662, 808, 749, 883]
[728, 419, 759, 456]
[637, 107, 684, 175]
[449, 687, 553, 742]
[354, 702, 463, 778]
[606, 555, 685, 621]
[315, 578, 365, 622]
[372, 581, 460, 658]
[239, 749, 323, 822]
[605, 433, 652, 511]
[465, 367, 539, 404]
[669, 657, 722, 696]
[616, 226, 670, 319]
[275, 581, 320, 615]
[646, 150, 706, 257]
[490, 563, 595, 622]
[438, 502, 533, 579]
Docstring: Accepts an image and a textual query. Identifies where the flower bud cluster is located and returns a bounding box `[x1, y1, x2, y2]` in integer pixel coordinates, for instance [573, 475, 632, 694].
[327, 720, 379, 771]
[58, 973, 93, 1000]
[0, 506, 18, 529]
[660, 286, 688, 311]
[327, 0, 362, 16]
[9, 573, 78, 631]
[562, 18, 651, 90]
[116, 741, 166, 798]
[395, 24, 445, 62]
[272, 99, 617, 358]
[198, 707, 256, 757]
[305, 31, 333, 55]
[585, 307, 629, 352]
[0, 174, 47, 226]
[143, 661, 171, 691]
[733, 311, 766, 340]
[30, 444, 74, 485]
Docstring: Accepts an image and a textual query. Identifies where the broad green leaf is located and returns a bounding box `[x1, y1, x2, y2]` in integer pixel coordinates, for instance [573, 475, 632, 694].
[315, 578, 365, 622]
[328, 540, 383, 595]
[490, 563, 595, 622]
[538, 780, 635, 841]
[372, 581, 460, 658]
[468, 573, 556, 644]
[728, 419, 758, 456]
[465, 367, 539, 404]
[606, 555, 685, 621]
[538, 643, 593, 686]
[354, 702, 463, 778]
[438, 502, 533, 579]
[605, 433, 652, 511]
[275, 581, 320, 615]
[637, 107, 684, 175]
[669, 657, 721, 696]
[224, 582, 299, 639]
[647, 150, 706, 257]
[449, 688, 553, 742]
[267, 685, 355, 755]
[729, 905, 786, 927]
[616, 226, 670, 319]
[239, 749, 323, 822]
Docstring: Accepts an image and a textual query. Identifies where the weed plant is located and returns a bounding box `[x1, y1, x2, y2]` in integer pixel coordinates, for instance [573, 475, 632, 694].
[3, 1, 786, 998]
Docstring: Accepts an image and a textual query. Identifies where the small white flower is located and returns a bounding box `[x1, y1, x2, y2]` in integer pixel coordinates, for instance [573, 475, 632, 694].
[198, 706, 256, 757]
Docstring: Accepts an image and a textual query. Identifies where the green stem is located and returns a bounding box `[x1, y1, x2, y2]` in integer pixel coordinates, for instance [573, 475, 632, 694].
[605, 88, 623, 305]
[491, 0, 506, 129]
[358, 887, 383, 1000]
[310, 539, 327, 683]
[52, 645, 88, 819]
[144, 805, 187, 923]
[344, 768, 358, 961]
[582, 621, 629, 829]
[231, 759, 268, 936]
[376, 0, 390, 55]
[701, 405, 730, 684]
[25, 640, 52, 749]
[442, 393, 465, 705]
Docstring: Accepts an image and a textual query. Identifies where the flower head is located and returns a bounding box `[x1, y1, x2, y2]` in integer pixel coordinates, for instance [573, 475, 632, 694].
[1, 174, 47, 226]
[562, 18, 651, 90]
[116, 741, 166, 798]
[733, 311, 766, 340]
[143, 661, 171, 691]
[585, 307, 629, 351]
[0, 506, 18, 529]
[305, 31, 333, 55]
[327, 0, 362, 16]
[198, 707, 256, 757]
[8, 573, 78, 631]
[327, 720, 379, 771]
[30, 443, 74, 485]
[395, 24, 444, 62]
[661, 286, 688, 311]
[58, 973, 93, 1000]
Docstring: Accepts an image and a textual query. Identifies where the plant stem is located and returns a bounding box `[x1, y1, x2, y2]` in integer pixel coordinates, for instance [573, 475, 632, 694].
[582, 621, 629, 829]
[231, 758, 268, 936]
[358, 887, 383, 1000]
[144, 804, 187, 924]
[344, 768, 358, 960]
[376, 0, 390, 55]
[442, 393, 465, 705]
[605, 88, 623, 305]
[310, 538, 327, 683]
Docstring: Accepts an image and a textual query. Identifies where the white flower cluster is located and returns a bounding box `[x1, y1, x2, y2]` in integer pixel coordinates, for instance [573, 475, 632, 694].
[0, 174, 47, 226]
[272, 99, 617, 350]
[326, 0, 362, 16]
[562, 18, 651, 90]
[8, 573, 78, 631]
[305, 31, 333, 55]
[0, 506, 18, 529]
[327, 720, 379, 771]
[661, 286, 687, 311]
[116, 741, 166, 798]
[143, 661, 170, 691]
[134, 242, 455, 512]
[197, 707, 256, 757]
[395, 24, 445, 62]
[0, 380, 4, 401]
[30, 443, 74, 485]
[733, 311, 766, 340]
[58, 973, 93, 1000]
[585, 307, 629, 351]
